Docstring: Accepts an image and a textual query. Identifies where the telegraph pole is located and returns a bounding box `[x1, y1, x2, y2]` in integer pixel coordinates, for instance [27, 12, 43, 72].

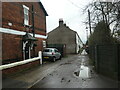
[32, 5, 35, 37]
[88, 9, 92, 35]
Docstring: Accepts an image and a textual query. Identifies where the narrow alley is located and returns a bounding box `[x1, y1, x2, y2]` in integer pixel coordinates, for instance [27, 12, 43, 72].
[29, 50, 118, 88]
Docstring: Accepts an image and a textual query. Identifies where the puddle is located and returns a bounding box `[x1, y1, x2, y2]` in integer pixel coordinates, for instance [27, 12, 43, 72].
[79, 65, 90, 78]
[74, 65, 90, 79]
[81, 50, 87, 55]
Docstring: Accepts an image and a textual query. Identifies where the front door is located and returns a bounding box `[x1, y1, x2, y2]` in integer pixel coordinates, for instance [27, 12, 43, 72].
[25, 43, 30, 59]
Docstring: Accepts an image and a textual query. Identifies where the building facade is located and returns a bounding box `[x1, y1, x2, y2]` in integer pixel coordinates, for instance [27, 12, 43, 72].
[0, 2, 48, 64]
[47, 19, 83, 54]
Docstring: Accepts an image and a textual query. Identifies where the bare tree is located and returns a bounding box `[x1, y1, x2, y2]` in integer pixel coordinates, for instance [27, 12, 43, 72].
[83, 1, 120, 36]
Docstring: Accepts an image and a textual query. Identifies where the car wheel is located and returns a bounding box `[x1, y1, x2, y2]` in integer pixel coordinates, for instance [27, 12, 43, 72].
[59, 56, 62, 60]
[53, 57, 56, 62]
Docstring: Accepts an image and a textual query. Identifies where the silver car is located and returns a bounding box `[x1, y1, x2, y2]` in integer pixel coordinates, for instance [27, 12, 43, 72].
[42, 48, 62, 62]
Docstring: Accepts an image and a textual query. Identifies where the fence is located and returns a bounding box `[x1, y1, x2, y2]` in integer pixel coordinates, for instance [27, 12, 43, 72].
[89, 44, 120, 80]
[89, 46, 95, 65]
[0, 51, 42, 74]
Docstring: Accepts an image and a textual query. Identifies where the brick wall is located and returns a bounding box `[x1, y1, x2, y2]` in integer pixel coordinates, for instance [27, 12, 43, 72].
[2, 2, 47, 62]
[2, 33, 22, 62]
[2, 2, 46, 35]
[2, 33, 46, 64]
[47, 23, 77, 54]
[0, 33, 2, 62]
[2, 60, 40, 75]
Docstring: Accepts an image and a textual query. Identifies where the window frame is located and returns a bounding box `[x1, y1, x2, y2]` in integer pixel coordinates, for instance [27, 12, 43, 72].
[23, 5, 29, 25]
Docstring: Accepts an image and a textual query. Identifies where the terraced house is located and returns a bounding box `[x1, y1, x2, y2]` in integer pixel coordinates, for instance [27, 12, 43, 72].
[0, 2, 48, 64]
[47, 19, 83, 54]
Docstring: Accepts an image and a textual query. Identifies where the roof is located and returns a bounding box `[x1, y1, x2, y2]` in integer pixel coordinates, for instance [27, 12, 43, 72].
[39, 2, 48, 16]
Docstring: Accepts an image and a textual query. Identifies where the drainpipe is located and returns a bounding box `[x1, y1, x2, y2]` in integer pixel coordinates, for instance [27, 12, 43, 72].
[32, 4, 35, 57]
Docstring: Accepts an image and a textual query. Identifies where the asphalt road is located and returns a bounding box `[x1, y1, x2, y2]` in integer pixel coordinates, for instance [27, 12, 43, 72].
[2, 50, 119, 89]
[29, 52, 119, 88]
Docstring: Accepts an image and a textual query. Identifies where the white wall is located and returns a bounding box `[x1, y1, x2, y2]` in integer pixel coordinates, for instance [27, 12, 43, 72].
[76, 34, 83, 53]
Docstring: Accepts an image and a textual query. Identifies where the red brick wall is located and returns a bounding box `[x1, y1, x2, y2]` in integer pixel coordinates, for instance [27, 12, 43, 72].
[2, 33, 23, 61]
[2, 2, 47, 62]
[2, 60, 40, 75]
[2, 33, 46, 62]
[35, 38, 46, 56]
[2, 2, 46, 35]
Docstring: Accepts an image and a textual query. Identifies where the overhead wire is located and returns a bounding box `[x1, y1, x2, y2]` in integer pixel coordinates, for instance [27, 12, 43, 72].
[67, 0, 84, 10]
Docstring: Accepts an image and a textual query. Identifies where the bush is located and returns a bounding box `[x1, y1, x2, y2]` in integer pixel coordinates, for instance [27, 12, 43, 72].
[88, 21, 115, 46]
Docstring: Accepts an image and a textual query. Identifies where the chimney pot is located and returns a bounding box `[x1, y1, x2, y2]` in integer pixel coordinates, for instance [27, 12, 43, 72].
[59, 18, 64, 27]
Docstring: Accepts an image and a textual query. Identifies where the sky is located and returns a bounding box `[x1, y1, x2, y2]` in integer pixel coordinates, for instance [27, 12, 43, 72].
[40, 0, 93, 44]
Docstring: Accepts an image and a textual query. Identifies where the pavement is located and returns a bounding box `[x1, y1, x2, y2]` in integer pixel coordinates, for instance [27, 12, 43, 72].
[2, 50, 120, 89]
[2, 55, 77, 89]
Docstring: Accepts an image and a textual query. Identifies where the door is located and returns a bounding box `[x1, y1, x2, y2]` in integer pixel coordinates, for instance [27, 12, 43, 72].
[55, 49, 60, 59]
[25, 43, 30, 59]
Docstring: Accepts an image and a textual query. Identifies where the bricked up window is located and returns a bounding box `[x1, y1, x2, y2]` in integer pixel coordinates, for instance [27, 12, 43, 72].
[23, 5, 29, 25]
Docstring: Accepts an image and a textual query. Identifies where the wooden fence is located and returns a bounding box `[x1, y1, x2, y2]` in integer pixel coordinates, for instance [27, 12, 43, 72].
[89, 44, 120, 80]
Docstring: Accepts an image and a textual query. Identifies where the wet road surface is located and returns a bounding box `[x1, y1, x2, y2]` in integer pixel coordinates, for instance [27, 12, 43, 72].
[29, 51, 119, 88]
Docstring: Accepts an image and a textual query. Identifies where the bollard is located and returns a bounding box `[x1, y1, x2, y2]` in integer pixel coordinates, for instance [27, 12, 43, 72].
[38, 51, 42, 65]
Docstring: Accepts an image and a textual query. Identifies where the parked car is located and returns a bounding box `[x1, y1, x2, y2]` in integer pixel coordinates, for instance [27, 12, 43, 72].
[42, 48, 62, 62]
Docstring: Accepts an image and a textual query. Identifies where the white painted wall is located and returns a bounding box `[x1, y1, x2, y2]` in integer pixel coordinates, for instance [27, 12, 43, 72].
[76, 34, 83, 53]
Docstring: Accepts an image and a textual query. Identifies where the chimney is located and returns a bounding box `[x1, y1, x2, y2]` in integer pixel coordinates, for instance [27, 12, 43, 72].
[59, 18, 64, 27]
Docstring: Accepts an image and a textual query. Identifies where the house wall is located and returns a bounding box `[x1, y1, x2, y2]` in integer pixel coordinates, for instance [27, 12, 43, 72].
[2, 2, 46, 35]
[76, 33, 83, 53]
[47, 20, 83, 54]
[2, 33, 22, 61]
[47, 23, 77, 54]
[0, 33, 2, 62]
[1, 2, 47, 63]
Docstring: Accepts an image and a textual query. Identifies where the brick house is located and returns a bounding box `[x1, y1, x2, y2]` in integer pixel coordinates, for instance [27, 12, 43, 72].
[0, 2, 48, 64]
[47, 19, 83, 54]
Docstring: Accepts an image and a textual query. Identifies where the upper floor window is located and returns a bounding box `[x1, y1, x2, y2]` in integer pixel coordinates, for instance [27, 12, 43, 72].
[23, 5, 29, 25]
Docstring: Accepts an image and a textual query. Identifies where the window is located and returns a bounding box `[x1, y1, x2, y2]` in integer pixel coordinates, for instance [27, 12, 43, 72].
[55, 49, 58, 52]
[43, 41, 46, 48]
[43, 49, 50, 52]
[23, 5, 29, 25]
[43, 49, 52, 52]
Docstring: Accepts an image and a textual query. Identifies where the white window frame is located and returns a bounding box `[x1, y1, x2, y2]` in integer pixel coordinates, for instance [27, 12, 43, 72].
[23, 5, 29, 25]
[42, 40, 46, 48]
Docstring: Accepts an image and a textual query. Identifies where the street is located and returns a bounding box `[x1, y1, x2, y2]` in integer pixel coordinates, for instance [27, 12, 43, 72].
[2, 50, 119, 89]
[28, 50, 118, 88]
[1, 1, 120, 90]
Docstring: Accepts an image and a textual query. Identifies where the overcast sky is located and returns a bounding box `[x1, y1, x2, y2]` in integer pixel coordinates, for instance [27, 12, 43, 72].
[40, 0, 93, 43]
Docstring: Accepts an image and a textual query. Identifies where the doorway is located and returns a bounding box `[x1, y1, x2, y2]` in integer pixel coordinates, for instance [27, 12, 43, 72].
[25, 42, 30, 59]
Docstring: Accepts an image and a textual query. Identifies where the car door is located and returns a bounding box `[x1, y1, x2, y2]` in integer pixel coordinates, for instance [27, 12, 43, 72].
[55, 49, 61, 59]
